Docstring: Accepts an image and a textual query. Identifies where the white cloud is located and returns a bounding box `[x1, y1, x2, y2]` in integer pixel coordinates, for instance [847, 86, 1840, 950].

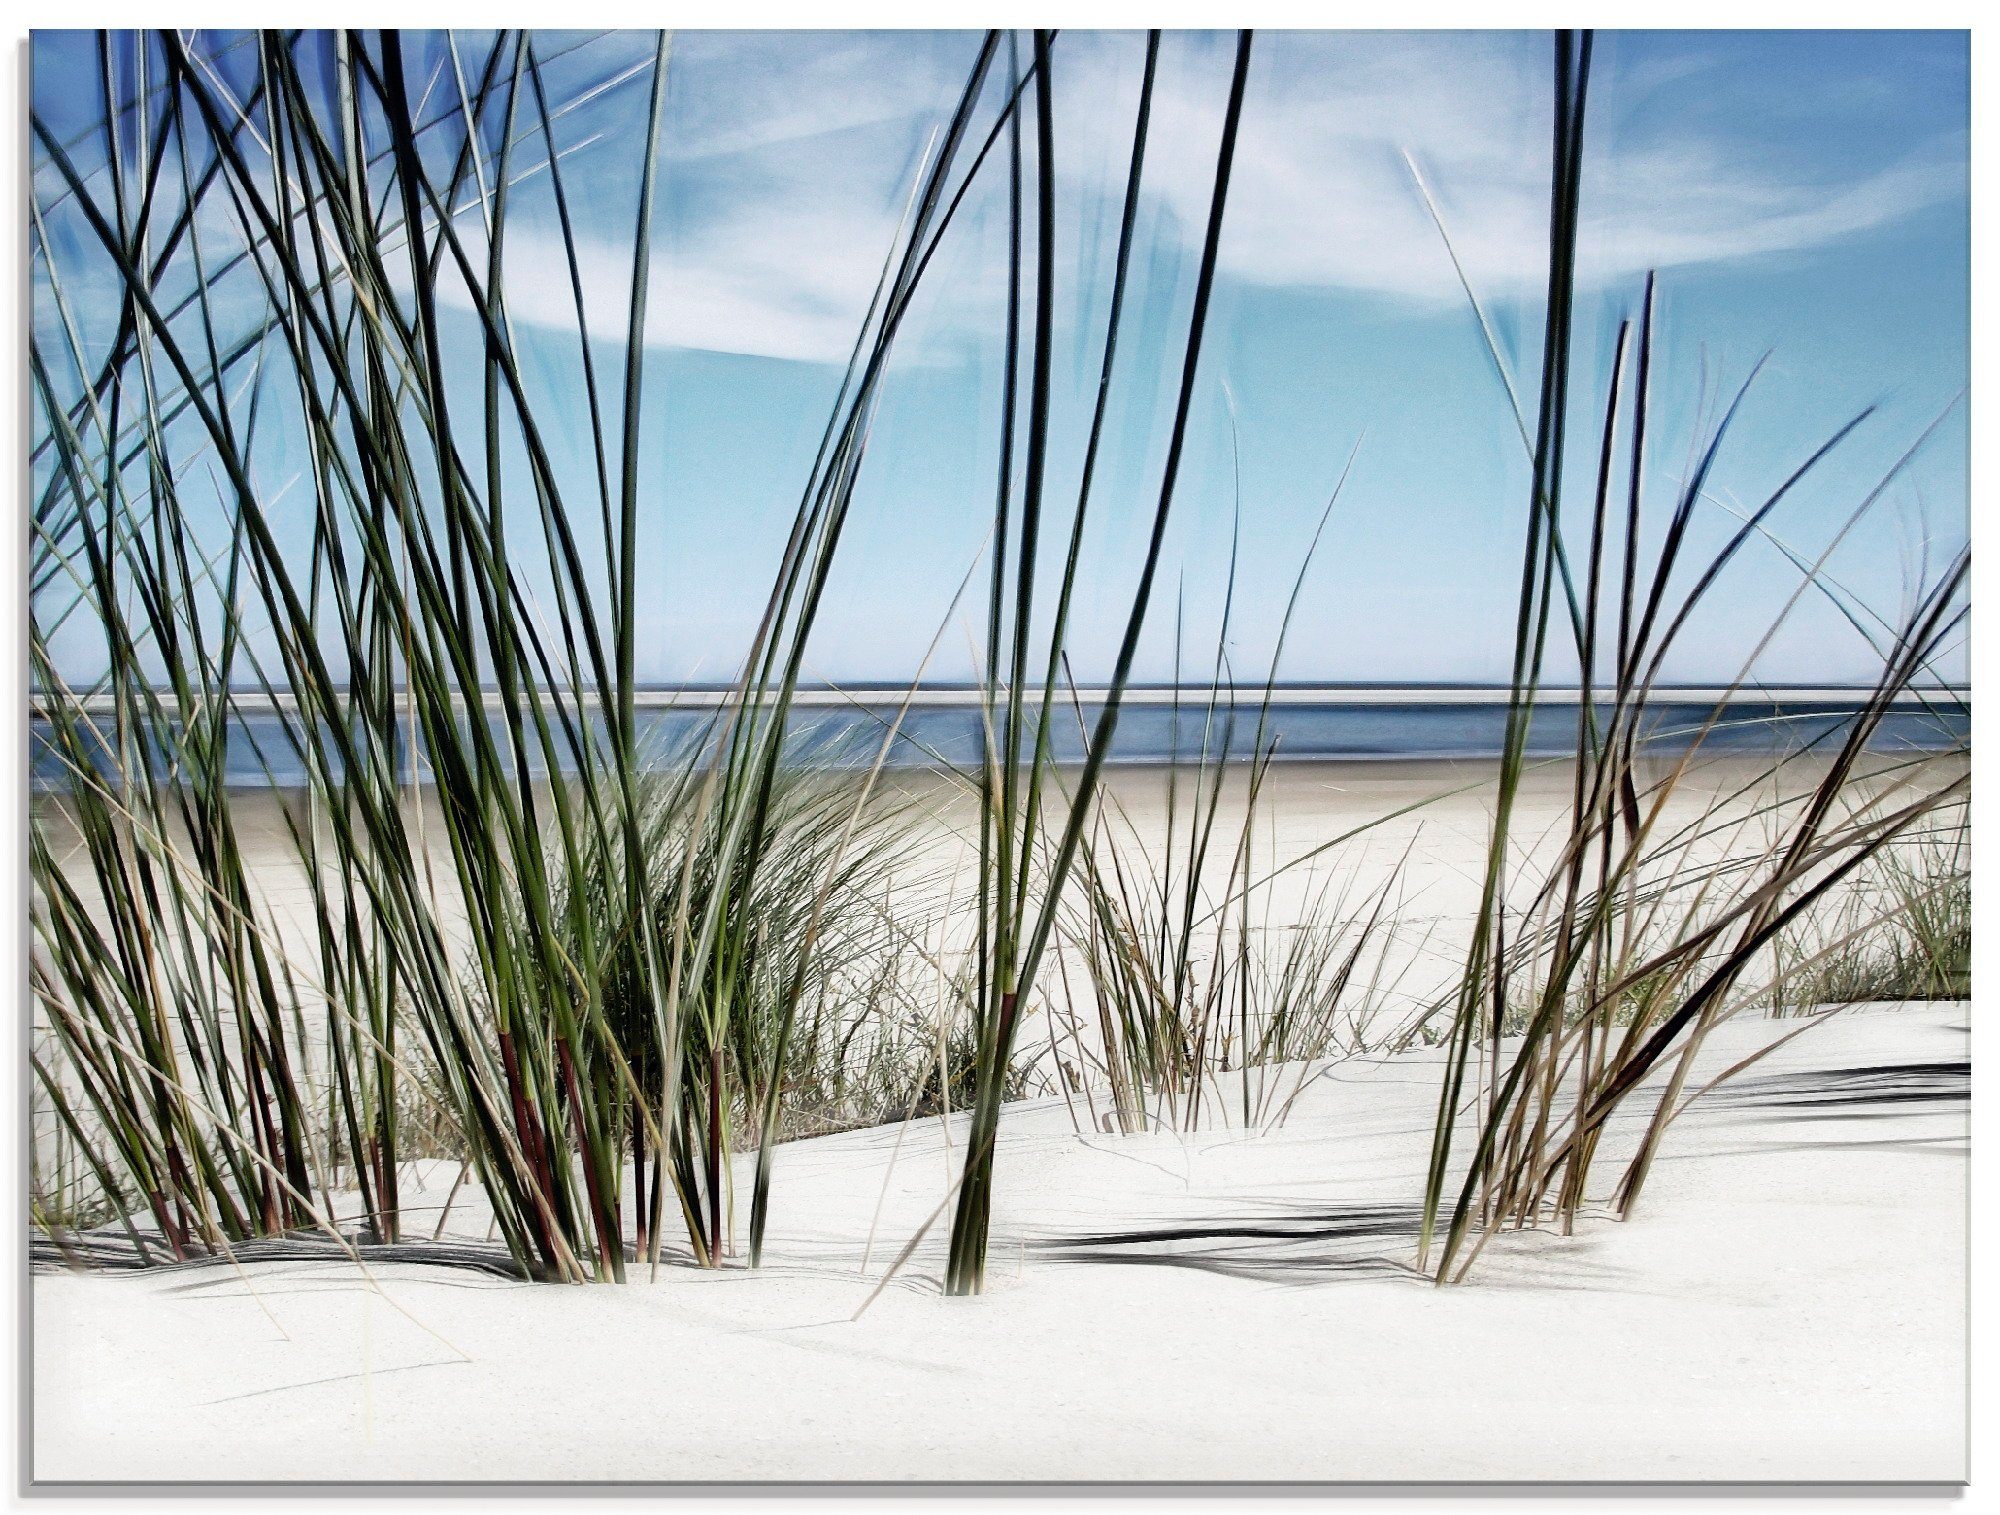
[446, 30, 1966, 364]
[1188, 31, 1963, 302]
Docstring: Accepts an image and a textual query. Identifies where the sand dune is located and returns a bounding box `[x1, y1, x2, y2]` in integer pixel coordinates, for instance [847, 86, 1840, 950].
[31, 998, 1967, 1484]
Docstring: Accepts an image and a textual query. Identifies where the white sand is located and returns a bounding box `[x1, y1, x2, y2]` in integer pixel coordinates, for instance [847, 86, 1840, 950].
[32, 998, 1967, 1485]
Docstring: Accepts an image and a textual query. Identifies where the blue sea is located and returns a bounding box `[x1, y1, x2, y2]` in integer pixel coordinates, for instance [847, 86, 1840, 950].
[29, 692, 1970, 792]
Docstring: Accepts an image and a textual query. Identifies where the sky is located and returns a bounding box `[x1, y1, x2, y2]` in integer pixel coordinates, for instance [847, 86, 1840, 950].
[30, 29, 1971, 689]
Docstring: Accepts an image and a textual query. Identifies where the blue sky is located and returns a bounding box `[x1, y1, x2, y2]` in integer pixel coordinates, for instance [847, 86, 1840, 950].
[30, 29, 1970, 687]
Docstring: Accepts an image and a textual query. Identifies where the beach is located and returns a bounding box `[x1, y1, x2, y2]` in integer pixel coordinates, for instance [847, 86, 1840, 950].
[27, 20, 1976, 1491]
[28, 755, 1969, 1483]
[36, 747, 1956, 1022]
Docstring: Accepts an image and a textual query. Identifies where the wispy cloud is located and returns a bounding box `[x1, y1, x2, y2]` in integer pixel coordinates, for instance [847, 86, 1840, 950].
[455, 30, 1967, 364]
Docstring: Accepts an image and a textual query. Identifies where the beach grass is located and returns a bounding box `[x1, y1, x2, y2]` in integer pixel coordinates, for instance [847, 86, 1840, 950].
[28, 27, 1969, 1298]
[1409, 31, 1970, 1281]
[941, 28, 1259, 1295]
[30, 27, 1041, 1280]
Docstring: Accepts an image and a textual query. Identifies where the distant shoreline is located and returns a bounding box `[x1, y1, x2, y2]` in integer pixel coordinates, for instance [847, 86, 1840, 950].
[30, 682, 1973, 715]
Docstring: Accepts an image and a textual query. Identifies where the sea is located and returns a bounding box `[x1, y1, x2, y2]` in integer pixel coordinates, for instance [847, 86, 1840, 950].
[28, 687, 1971, 792]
